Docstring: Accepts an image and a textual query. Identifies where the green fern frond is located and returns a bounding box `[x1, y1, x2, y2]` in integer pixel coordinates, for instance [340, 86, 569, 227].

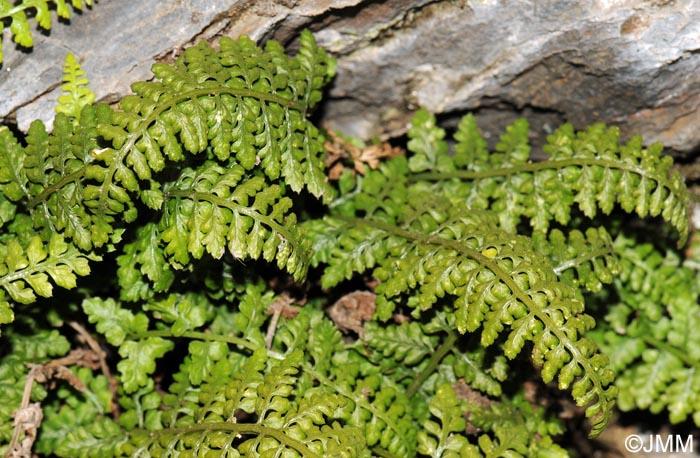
[11, 33, 332, 283]
[126, 349, 365, 458]
[364, 321, 439, 367]
[143, 292, 213, 337]
[272, 308, 418, 456]
[0, 325, 73, 449]
[82, 297, 176, 394]
[37, 367, 122, 457]
[0, 233, 93, 320]
[56, 53, 97, 123]
[470, 392, 567, 458]
[307, 195, 617, 437]
[95, 32, 333, 206]
[161, 161, 311, 280]
[0, 126, 29, 204]
[116, 222, 174, 302]
[417, 384, 478, 457]
[0, 0, 96, 63]
[22, 105, 123, 251]
[409, 110, 689, 243]
[52, 417, 125, 458]
[593, 236, 700, 425]
[442, 347, 508, 398]
[533, 227, 620, 293]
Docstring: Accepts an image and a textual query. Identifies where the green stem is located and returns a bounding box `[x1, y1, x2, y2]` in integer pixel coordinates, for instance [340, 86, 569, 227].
[643, 336, 698, 368]
[553, 245, 614, 276]
[409, 157, 669, 182]
[27, 170, 83, 208]
[130, 330, 257, 354]
[140, 423, 320, 458]
[372, 446, 400, 458]
[406, 329, 459, 398]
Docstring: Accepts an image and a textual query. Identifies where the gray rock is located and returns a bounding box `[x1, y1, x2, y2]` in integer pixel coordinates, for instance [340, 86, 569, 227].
[2, 0, 700, 154]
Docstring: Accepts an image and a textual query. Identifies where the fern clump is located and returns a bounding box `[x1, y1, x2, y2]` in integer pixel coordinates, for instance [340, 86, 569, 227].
[0, 28, 696, 458]
[592, 234, 700, 426]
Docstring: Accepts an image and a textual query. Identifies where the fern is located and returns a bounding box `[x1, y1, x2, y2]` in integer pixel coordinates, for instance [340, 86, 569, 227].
[417, 384, 477, 457]
[36, 367, 120, 456]
[124, 349, 364, 458]
[307, 193, 617, 436]
[469, 392, 567, 458]
[593, 235, 700, 425]
[56, 53, 97, 123]
[0, 32, 334, 329]
[160, 161, 311, 280]
[532, 227, 620, 293]
[0, 0, 96, 63]
[409, 109, 688, 243]
[1, 25, 697, 458]
[307, 109, 691, 438]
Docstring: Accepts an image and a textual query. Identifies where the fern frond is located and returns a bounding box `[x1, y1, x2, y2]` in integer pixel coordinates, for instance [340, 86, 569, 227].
[533, 227, 620, 292]
[127, 349, 365, 458]
[52, 417, 125, 458]
[0, 233, 93, 325]
[0, 126, 30, 204]
[594, 236, 700, 425]
[37, 367, 122, 457]
[82, 297, 174, 393]
[307, 196, 617, 437]
[442, 347, 508, 398]
[0, 325, 73, 449]
[116, 222, 174, 302]
[272, 308, 418, 456]
[23, 105, 125, 251]
[143, 292, 213, 337]
[469, 392, 567, 458]
[409, 111, 689, 244]
[161, 161, 311, 280]
[364, 321, 439, 366]
[417, 384, 477, 457]
[95, 32, 333, 206]
[16, 33, 332, 282]
[0, 0, 96, 63]
[56, 53, 97, 123]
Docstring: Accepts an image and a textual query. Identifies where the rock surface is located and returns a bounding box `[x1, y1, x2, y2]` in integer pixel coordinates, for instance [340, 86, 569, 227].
[2, 0, 700, 155]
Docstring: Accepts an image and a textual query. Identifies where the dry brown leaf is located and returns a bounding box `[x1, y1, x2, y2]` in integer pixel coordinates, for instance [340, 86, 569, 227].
[324, 124, 403, 180]
[326, 291, 377, 338]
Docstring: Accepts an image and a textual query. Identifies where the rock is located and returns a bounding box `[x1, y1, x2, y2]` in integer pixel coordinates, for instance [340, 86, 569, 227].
[319, 0, 700, 155]
[2, 0, 700, 155]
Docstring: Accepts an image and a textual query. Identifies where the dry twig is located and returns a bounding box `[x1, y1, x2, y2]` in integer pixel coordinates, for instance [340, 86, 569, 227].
[68, 321, 119, 416]
[265, 294, 301, 350]
[4, 345, 109, 458]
